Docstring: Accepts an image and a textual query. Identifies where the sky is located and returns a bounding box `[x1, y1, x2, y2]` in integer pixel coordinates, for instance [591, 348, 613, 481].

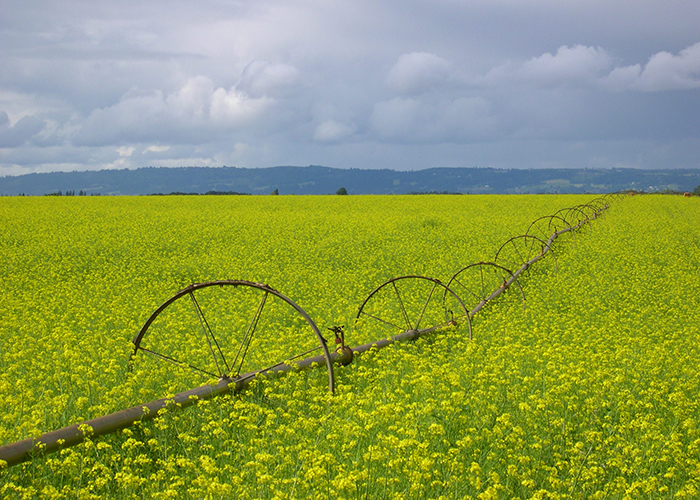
[1, 0, 700, 176]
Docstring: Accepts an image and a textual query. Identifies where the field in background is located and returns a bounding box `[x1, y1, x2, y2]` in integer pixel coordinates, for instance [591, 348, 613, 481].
[1, 194, 699, 499]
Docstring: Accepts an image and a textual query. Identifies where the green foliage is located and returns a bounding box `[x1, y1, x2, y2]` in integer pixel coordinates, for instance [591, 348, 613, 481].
[5, 165, 700, 196]
[336, 187, 347, 195]
[693, 184, 700, 196]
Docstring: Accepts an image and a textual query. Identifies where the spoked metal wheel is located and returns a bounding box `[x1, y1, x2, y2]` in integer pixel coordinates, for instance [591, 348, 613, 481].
[585, 198, 608, 215]
[494, 235, 557, 275]
[570, 203, 599, 222]
[130, 280, 335, 393]
[354, 275, 472, 342]
[525, 215, 575, 243]
[445, 262, 525, 317]
[606, 191, 629, 202]
[553, 206, 590, 228]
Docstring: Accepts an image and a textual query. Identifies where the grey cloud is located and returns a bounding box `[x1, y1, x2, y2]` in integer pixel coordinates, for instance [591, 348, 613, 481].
[370, 96, 496, 143]
[73, 90, 172, 146]
[2, 0, 700, 174]
[481, 45, 618, 88]
[0, 112, 46, 147]
[372, 43, 700, 145]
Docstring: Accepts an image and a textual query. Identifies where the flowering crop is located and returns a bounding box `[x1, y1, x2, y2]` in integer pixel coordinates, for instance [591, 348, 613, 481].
[1, 194, 699, 499]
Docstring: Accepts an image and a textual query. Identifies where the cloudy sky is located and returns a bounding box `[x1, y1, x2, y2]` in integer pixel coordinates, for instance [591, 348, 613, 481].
[1, 0, 700, 176]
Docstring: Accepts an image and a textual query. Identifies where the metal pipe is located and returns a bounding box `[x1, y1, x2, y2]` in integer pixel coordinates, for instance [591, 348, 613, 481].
[0, 327, 433, 468]
[0, 349, 330, 469]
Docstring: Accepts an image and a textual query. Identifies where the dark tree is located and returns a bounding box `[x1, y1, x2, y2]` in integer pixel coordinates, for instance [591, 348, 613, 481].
[270, 188, 279, 195]
[336, 187, 348, 195]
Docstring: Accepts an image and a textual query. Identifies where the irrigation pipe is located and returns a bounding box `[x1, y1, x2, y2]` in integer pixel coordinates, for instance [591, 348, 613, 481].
[0, 198, 612, 468]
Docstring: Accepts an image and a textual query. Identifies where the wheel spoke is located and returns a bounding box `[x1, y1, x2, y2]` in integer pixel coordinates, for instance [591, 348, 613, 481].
[392, 281, 411, 331]
[235, 345, 324, 383]
[139, 346, 219, 379]
[511, 240, 526, 266]
[452, 277, 482, 302]
[189, 291, 225, 377]
[285, 345, 323, 362]
[414, 281, 438, 331]
[360, 310, 406, 331]
[529, 237, 542, 259]
[231, 291, 268, 377]
[479, 266, 486, 300]
[191, 291, 230, 373]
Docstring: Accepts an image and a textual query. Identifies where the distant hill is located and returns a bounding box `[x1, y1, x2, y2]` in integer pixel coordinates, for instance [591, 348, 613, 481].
[2, 165, 700, 196]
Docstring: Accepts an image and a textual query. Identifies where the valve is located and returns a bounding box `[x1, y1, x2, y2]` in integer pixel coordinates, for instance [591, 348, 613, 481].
[329, 326, 353, 366]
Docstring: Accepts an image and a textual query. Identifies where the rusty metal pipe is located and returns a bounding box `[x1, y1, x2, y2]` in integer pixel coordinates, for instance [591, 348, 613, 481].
[0, 323, 441, 468]
[0, 348, 338, 469]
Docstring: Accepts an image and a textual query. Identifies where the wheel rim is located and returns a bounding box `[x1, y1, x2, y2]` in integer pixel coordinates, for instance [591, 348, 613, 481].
[130, 280, 336, 393]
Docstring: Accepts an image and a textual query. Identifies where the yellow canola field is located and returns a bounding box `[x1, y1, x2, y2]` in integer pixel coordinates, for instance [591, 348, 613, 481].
[1, 194, 699, 499]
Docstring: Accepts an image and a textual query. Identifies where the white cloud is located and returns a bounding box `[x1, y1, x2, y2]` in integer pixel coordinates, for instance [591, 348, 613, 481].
[116, 146, 135, 157]
[237, 60, 301, 98]
[519, 45, 614, 85]
[486, 42, 700, 93]
[313, 119, 356, 142]
[597, 64, 642, 92]
[595, 43, 700, 92]
[74, 72, 290, 146]
[387, 52, 453, 95]
[481, 45, 615, 88]
[143, 145, 170, 153]
[209, 86, 274, 126]
[632, 42, 700, 91]
[165, 76, 215, 121]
